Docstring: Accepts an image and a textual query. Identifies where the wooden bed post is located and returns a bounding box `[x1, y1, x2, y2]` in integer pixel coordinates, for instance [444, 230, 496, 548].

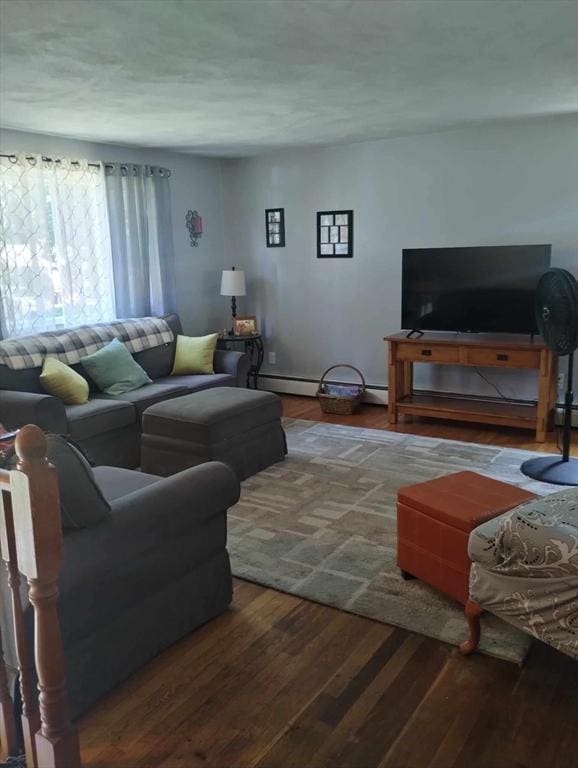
[1, 488, 42, 768]
[12, 426, 81, 768]
[0, 618, 18, 760]
[459, 598, 483, 655]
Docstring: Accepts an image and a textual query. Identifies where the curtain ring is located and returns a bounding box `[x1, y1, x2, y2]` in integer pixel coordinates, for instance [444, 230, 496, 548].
[27, 156, 37, 166]
[8, 155, 18, 164]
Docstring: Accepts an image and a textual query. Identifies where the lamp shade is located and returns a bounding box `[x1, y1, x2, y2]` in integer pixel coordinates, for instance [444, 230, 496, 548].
[220, 269, 246, 296]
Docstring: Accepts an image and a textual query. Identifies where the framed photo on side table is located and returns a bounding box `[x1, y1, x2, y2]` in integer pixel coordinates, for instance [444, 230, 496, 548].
[317, 210, 353, 258]
[233, 315, 258, 336]
[266, 208, 285, 247]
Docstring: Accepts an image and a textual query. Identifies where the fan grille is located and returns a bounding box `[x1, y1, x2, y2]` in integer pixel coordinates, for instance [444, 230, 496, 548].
[535, 269, 578, 355]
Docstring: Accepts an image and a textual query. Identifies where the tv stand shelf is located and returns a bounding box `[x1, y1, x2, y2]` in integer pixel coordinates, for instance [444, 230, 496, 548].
[385, 331, 557, 442]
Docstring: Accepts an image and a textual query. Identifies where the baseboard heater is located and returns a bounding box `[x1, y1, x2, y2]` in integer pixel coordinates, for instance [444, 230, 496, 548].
[257, 373, 578, 429]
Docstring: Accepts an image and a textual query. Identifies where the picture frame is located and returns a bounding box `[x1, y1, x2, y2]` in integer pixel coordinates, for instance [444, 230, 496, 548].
[266, 208, 286, 248]
[233, 315, 258, 336]
[317, 210, 353, 258]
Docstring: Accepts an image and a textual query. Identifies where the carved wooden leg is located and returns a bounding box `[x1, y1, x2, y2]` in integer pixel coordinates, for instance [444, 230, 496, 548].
[459, 599, 483, 656]
[29, 578, 81, 768]
[11, 427, 81, 768]
[3, 494, 40, 768]
[400, 570, 416, 581]
[0, 633, 18, 760]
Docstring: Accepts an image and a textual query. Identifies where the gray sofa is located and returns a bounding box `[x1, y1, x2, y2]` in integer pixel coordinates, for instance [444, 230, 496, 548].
[0, 459, 239, 719]
[0, 314, 250, 468]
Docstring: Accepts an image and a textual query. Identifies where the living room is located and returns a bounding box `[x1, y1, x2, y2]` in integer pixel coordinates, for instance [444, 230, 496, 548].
[0, 1, 577, 767]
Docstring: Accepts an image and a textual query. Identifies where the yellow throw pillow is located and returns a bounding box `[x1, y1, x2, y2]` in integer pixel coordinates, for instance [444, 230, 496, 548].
[171, 334, 218, 375]
[40, 357, 89, 405]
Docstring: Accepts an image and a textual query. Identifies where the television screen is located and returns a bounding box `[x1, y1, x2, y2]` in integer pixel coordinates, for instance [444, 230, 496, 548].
[401, 245, 551, 334]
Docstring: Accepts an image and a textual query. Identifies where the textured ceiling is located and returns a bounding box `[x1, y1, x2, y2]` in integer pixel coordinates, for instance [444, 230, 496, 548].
[0, 0, 577, 157]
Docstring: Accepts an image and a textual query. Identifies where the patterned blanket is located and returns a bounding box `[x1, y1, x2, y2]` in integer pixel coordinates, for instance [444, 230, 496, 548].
[0, 317, 174, 370]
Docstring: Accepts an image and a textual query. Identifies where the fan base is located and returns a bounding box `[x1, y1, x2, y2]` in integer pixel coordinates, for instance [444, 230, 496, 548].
[520, 456, 578, 486]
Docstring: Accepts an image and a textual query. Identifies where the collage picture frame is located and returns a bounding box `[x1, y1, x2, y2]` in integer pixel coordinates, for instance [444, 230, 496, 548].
[266, 208, 285, 248]
[317, 210, 353, 258]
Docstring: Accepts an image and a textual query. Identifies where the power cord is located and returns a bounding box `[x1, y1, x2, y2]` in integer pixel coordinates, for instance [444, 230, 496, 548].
[473, 367, 517, 403]
[474, 367, 575, 455]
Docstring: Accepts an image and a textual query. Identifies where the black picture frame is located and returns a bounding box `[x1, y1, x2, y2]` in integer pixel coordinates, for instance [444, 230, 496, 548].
[265, 208, 286, 248]
[317, 210, 353, 258]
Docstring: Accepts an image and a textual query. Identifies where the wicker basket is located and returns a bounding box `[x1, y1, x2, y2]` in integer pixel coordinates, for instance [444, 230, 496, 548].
[316, 364, 366, 415]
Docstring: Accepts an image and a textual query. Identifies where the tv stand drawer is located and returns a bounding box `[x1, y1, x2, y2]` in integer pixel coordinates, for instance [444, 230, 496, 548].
[396, 343, 459, 364]
[465, 347, 541, 369]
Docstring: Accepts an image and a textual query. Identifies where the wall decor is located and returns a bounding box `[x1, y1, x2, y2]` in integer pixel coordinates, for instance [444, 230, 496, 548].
[233, 315, 258, 336]
[186, 210, 203, 246]
[266, 208, 285, 247]
[317, 210, 353, 258]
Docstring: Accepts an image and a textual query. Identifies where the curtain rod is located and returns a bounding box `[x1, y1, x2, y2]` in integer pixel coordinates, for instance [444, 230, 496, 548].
[0, 154, 171, 176]
[0, 153, 101, 169]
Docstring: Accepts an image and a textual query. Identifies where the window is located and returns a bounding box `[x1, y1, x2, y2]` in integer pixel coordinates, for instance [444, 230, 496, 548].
[0, 154, 116, 338]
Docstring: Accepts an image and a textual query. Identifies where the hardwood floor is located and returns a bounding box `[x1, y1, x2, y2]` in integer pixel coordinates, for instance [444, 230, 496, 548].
[281, 394, 577, 454]
[77, 396, 578, 768]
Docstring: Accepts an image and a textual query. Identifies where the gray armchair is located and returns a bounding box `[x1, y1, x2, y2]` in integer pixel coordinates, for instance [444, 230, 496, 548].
[0, 459, 239, 718]
[463, 487, 578, 660]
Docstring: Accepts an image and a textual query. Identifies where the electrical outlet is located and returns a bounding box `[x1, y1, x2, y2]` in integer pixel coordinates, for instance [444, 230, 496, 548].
[268, 351, 276, 365]
[558, 373, 565, 391]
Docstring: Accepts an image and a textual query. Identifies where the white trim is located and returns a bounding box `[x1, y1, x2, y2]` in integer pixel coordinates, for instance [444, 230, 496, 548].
[258, 375, 578, 427]
[258, 375, 387, 405]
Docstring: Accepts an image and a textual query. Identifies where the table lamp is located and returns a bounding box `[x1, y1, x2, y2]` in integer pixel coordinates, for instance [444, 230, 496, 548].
[220, 267, 246, 333]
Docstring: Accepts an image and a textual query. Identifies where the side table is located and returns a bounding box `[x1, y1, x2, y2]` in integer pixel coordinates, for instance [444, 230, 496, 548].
[218, 333, 264, 389]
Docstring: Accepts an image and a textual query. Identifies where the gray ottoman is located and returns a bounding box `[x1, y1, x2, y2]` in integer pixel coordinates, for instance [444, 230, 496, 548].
[141, 387, 287, 479]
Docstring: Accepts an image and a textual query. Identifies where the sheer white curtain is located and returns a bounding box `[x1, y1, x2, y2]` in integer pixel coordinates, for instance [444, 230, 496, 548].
[104, 164, 176, 318]
[0, 154, 115, 338]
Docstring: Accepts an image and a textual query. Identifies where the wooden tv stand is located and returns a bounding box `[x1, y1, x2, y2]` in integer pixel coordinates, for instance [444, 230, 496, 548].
[385, 331, 557, 442]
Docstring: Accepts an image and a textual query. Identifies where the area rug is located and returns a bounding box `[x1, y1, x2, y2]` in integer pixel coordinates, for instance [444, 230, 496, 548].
[228, 419, 561, 664]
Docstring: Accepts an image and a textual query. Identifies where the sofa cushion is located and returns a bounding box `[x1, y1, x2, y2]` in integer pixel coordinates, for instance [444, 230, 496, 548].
[171, 334, 219, 375]
[97, 381, 190, 418]
[0, 363, 43, 393]
[142, 387, 282, 445]
[80, 339, 152, 396]
[66, 398, 136, 441]
[132, 343, 175, 381]
[40, 357, 89, 405]
[157, 373, 236, 392]
[93, 466, 160, 503]
[46, 434, 111, 530]
[130, 313, 182, 379]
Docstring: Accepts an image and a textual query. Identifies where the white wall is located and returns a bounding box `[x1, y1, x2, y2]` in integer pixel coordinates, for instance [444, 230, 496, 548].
[3, 118, 577, 401]
[0, 128, 227, 334]
[223, 115, 578, 399]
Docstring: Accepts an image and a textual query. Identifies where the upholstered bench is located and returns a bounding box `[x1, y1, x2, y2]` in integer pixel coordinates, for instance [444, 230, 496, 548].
[396, 471, 536, 605]
[141, 387, 287, 480]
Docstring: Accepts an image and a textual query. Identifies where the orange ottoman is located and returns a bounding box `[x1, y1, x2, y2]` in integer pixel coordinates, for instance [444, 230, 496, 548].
[397, 471, 536, 605]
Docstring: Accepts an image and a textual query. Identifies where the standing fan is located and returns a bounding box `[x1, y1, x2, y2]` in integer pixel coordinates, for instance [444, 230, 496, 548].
[521, 268, 578, 485]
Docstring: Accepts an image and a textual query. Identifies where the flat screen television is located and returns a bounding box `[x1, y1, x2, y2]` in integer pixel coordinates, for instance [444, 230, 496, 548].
[401, 245, 552, 335]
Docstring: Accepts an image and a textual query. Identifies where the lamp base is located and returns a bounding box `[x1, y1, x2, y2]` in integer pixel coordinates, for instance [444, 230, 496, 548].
[230, 295, 237, 335]
[520, 456, 578, 486]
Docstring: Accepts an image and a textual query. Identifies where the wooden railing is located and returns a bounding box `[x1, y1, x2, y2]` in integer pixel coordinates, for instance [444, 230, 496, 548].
[0, 425, 81, 768]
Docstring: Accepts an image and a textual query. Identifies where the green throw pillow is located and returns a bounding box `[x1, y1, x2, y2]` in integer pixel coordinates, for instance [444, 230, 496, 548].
[40, 357, 89, 405]
[80, 338, 152, 395]
[171, 334, 218, 375]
